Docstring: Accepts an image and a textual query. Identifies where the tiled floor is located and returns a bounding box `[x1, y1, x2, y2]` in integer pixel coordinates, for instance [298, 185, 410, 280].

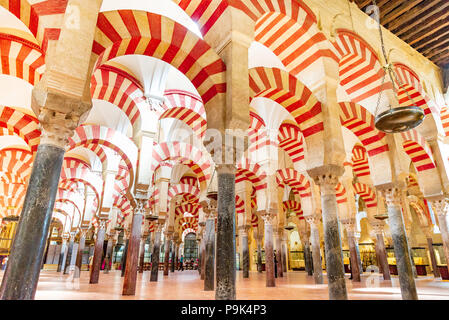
[1, 270, 449, 300]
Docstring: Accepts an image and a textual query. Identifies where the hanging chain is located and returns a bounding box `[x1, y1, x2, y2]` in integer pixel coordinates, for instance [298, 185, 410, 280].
[372, 0, 417, 114]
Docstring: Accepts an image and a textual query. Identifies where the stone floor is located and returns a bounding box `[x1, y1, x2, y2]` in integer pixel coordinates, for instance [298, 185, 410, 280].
[1, 270, 449, 300]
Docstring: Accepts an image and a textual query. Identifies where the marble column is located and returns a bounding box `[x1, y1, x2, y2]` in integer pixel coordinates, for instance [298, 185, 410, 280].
[383, 188, 417, 300]
[275, 230, 283, 278]
[372, 222, 391, 280]
[0, 136, 67, 299]
[256, 235, 263, 273]
[63, 233, 75, 274]
[57, 238, 68, 272]
[311, 168, 347, 300]
[238, 226, 250, 278]
[305, 215, 324, 284]
[215, 164, 236, 300]
[89, 220, 106, 284]
[354, 233, 363, 274]
[342, 220, 360, 282]
[204, 214, 215, 291]
[281, 238, 288, 273]
[104, 235, 113, 274]
[405, 225, 418, 279]
[121, 238, 129, 277]
[200, 238, 206, 279]
[150, 227, 162, 282]
[422, 228, 440, 278]
[262, 214, 275, 287]
[305, 242, 313, 276]
[163, 233, 172, 276]
[139, 235, 147, 274]
[122, 201, 144, 296]
[171, 240, 177, 273]
[74, 229, 87, 278]
[432, 200, 449, 271]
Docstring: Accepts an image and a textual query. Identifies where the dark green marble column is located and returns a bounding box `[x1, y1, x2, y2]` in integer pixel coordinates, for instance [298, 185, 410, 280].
[150, 229, 161, 282]
[215, 165, 236, 300]
[0, 144, 65, 300]
[384, 188, 417, 300]
[204, 217, 215, 291]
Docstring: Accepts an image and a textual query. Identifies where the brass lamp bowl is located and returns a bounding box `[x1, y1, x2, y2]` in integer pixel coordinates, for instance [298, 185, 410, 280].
[375, 106, 425, 133]
[206, 191, 218, 201]
[374, 213, 389, 221]
[3, 216, 19, 222]
[284, 225, 294, 231]
[146, 215, 159, 221]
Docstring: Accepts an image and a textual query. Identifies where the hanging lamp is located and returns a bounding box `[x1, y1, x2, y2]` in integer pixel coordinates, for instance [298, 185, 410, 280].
[371, 0, 425, 133]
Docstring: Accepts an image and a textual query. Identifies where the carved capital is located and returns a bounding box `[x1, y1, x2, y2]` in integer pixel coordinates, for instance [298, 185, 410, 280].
[382, 187, 402, 207]
[238, 225, 250, 235]
[134, 197, 147, 216]
[32, 89, 92, 149]
[431, 199, 449, 217]
[307, 165, 344, 195]
[305, 214, 321, 227]
[370, 221, 385, 235]
[99, 219, 107, 230]
[341, 219, 356, 233]
[260, 212, 274, 225]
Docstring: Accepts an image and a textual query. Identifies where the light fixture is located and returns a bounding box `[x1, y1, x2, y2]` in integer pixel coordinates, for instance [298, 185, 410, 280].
[372, 0, 425, 133]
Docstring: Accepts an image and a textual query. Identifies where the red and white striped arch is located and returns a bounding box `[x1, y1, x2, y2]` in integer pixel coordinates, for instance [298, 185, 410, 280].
[249, 67, 323, 139]
[248, 110, 269, 152]
[251, 212, 258, 228]
[393, 63, 433, 115]
[68, 125, 138, 186]
[0, 148, 32, 182]
[60, 168, 102, 205]
[168, 184, 201, 203]
[400, 130, 435, 172]
[114, 195, 133, 225]
[339, 102, 388, 157]
[160, 91, 207, 138]
[333, 30, 386, 105]
[91, 65, 145, 127]
[353, 183, 376, 208]
[275, 168, 311, 198]
[175, 203, 199, 218]
[92, 10, 226, 107]
[0, 106, 41, 153]
[0, 0, 68, 51]
[351, 145, 370, 178]
[283, 200, 303, 218]
[0, 33, 45, 85]
[408, 173, 419, 188]
[236, 158, 267, 191]
[440, 107, 449, 137]
[278, 122, 304, 163]
[335, 183, 347, 204]
[247, 0, 336, 78]
[235, 194, 245, 215]
[151, 141, 211, 190]
[63, 157, 90, 170]
[179, 176, 198, 188]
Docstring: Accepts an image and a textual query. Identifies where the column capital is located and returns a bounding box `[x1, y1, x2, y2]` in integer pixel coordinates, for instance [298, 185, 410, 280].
[430, 199, 449, 217]
[215, 163, 237, 174]
[380, 187, 403, 207]
[133, 197, 147, 216]
[259, 211, 274, 225]
[307, 165, 344, 195]
[237, 225, 250, 234]
[305, 214, 321, 227]
[370, 220, 385, 235]
[340, 219, 356, 233]
[98, 218, 107, 230]
[32, 90, 92, 149]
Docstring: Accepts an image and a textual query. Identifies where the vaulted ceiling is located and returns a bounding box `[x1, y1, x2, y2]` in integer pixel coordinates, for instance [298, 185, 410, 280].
[354, 0, 449, 68]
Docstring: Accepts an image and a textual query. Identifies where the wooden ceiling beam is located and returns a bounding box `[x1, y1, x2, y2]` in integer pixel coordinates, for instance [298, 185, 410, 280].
[400, 9, 449, 43]
[355, 0, 372, 9]
[432, 50, 449, 64]
[413, 27, 449, 51]
[381, 0, 423, 25]
[421, 34, 449, 57]
[387, 0, 443, 34]
[428, 46, 449, 61]
[406, 17, 449, 46]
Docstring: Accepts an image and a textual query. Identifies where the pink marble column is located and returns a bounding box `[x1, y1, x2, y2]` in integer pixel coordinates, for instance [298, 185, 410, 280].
[262, 214, 275, 287]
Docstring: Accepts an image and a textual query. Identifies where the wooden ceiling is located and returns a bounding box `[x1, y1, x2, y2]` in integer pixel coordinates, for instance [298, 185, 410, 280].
[354, 0, 449, 68]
